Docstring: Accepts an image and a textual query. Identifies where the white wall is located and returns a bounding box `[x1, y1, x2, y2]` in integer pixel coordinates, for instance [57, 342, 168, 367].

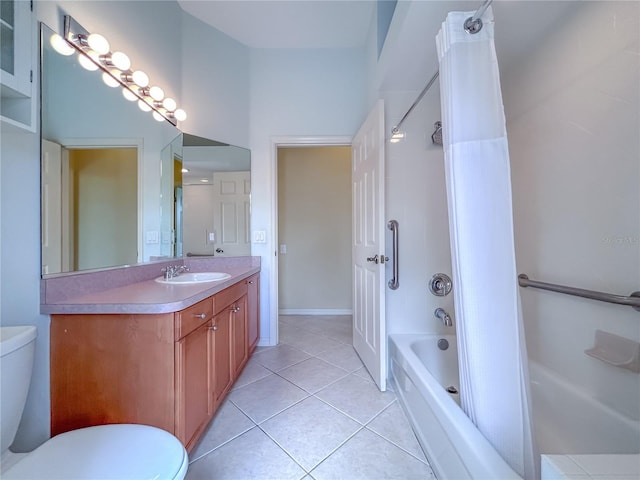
[180, 13, 250, 148]
[504, 1, 639, 421]
[249, 47, 368, 344]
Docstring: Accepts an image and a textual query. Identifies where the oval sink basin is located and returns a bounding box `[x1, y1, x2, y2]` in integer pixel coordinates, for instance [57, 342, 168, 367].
[155, 272, 231, 284]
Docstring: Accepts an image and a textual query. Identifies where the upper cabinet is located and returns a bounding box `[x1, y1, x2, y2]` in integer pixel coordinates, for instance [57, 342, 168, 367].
[1, 0, 35, 131]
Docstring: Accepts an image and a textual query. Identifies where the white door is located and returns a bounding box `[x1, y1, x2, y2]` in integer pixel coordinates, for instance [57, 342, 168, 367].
[41, 139, 62, 274]
[212, 171, 251, 257]
[352, 100, 386, 391]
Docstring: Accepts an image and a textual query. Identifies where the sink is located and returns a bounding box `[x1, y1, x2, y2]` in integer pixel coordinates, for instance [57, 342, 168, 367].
[155, 272, 231, 284]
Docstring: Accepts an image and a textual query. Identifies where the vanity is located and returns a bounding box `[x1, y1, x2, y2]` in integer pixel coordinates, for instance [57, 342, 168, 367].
[42, 257, 260, 452]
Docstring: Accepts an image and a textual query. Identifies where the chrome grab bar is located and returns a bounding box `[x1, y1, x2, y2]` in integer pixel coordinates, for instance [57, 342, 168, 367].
[518, 274, 640, 312]
[387, 220, 399, 290]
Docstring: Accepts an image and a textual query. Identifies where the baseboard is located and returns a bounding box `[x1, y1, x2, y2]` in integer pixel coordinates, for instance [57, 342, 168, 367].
[279, 309, 353, 316]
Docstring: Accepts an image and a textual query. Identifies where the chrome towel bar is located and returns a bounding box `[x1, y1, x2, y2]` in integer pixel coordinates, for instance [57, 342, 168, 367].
[518, 274, 640, 312]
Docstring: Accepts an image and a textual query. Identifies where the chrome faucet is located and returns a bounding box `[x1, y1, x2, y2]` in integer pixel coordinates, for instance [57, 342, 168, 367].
[435, 308, 453, 327]
[161, 265, 189, 280]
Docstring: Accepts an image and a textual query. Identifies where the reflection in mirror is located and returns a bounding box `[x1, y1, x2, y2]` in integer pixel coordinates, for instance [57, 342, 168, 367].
[179, 134, 251, 258]
[41, 23, 252, 276]
[40, 22, 181, 275]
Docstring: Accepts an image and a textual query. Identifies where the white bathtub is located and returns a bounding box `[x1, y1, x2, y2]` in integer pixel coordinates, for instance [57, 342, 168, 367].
[529, 361, 640, 454]
[389, 334, 521, 480]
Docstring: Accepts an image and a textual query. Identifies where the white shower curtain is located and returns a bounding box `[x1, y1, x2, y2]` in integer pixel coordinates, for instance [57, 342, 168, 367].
[436, 9, 536, 480]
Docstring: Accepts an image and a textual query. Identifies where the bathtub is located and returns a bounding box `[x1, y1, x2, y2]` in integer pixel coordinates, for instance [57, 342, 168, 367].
[529, 361, 640, 454]
[389, 334, 521, 480]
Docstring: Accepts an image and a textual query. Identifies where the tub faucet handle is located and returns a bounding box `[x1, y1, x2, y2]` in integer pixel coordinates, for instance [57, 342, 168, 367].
[435, 308, 453, 327]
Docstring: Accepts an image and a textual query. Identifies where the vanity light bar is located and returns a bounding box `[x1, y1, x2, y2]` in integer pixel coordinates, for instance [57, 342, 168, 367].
[59, 15, 186, 125]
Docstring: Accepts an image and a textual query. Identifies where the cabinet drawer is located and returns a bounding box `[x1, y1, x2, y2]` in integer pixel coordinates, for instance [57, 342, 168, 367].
[214, 282, 248, 314]
[175, 298, 213, 339]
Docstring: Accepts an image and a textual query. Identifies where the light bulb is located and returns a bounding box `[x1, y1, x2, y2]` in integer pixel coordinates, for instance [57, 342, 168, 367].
[132, 70, 149, 88]
[102, 72, 119, 88]
[87, 33, 110, 55]
[149, 86, 164, 101]
[50, 34, 75, 56]
[137, 100, 152, 112]
[111, 51, 131, 71]
[152, 111, 165, 122]
[122, 88, 137, 102]
[78, 53, 99, 71]
[174, 109, 187, 122]
[162, 98, 177, 112]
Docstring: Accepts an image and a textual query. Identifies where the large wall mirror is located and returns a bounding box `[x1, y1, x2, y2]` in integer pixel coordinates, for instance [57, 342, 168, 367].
[40, 23, 251, 276]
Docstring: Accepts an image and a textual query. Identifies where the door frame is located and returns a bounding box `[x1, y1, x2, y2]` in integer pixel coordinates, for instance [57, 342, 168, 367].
[58, 137, 144, 264]
[269, 135, 352, 345]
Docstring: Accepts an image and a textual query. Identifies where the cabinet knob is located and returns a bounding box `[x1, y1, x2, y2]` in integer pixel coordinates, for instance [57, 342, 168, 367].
[194, 313, 206, 319]
[247, 281, 254, 284]
[230, 305, 241, 313]
[210, 325, 218, 331]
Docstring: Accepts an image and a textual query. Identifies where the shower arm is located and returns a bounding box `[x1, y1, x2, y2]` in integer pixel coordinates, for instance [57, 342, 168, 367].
[390, 0, 494, 137]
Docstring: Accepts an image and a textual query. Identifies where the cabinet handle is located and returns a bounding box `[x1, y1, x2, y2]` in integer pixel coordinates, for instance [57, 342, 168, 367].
[209, 325, 218, 331]
[194, 313, 207, 319]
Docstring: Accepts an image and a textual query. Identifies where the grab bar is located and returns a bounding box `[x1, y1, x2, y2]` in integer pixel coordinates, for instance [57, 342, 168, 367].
[518, 274, 640, 312]
[388, 220, 399, 290]
[186, 252, 214, 257]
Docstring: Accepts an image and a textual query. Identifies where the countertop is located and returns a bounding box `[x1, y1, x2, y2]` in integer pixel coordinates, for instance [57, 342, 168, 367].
[41, 258, 260, 315]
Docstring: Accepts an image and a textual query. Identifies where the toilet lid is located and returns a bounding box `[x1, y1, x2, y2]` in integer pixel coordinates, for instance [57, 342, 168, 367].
[4, 424, 188, 480]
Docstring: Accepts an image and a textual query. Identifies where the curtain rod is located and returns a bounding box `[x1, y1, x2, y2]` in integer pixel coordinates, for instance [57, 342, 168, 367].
[390, 0, 493, 136]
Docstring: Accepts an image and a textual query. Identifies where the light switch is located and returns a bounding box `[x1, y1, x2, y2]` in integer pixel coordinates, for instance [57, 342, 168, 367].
[207, 231, 215, 243]
[145, 231, 159, 244]
[279, 244, 287, 254]
[254, 230, 266, 243]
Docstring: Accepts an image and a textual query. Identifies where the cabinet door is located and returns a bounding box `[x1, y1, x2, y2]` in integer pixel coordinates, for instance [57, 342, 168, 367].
[175, 321, 211, 448]
[232, 296, 248, 376]
[246, 274, 260, 352]
[212, 310, 232, 408]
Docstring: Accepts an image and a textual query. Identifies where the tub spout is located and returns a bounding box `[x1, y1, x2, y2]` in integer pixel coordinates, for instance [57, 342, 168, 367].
[435, 308, 453, 327]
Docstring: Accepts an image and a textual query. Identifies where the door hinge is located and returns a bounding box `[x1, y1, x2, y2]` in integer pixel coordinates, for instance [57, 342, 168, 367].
[30, 0, 33, 12]
[30, 70, 33, 83]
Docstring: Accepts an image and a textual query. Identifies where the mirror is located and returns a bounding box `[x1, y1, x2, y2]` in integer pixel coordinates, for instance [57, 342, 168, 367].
[40, 23, 251, 276]
[159, 134, 251, 259]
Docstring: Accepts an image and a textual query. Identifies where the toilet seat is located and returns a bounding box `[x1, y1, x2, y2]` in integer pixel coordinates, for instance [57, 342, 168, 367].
[4, 424, 188, 480]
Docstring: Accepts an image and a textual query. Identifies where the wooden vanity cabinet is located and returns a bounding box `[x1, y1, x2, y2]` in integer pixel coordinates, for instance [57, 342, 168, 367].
[50, 276, 259, 452]
[174, 297, 214, 448]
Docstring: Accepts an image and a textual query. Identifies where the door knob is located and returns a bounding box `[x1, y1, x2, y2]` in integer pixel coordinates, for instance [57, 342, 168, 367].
[366, 255, 379, 264]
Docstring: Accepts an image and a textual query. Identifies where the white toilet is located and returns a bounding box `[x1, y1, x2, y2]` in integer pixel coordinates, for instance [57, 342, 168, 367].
[0, 326, 189, 479]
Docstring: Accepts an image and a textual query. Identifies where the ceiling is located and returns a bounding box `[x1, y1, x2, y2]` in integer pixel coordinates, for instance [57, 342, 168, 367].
[178, 0, 376, 49]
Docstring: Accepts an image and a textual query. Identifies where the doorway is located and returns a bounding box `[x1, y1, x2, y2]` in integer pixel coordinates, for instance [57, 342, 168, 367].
[277, 146, 352, 314]
[270, 136, 352, 344]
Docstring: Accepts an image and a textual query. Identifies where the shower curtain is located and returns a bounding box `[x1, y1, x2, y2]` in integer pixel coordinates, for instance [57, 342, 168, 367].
[436, 9, 536, 480]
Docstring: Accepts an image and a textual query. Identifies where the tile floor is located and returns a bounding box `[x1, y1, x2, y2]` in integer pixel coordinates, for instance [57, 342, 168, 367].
[185, 314, 436, 480]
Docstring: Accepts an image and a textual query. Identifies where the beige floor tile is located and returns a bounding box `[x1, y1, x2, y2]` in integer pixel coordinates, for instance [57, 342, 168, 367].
[366, 401, 427, 463]
[190, 399, 255, 461]
[281, 332, 345, 356]
[310, 428, 435, 480]
[232, 356, 274, 390]
[315, 373, 396, 424]
[186, 427, 307, 480]
[252, 343, 311, 372]
[229, 374, 309, 423]
[260, 396, 362, 471]
[278, 357, 350, 393]
[315, 344, 364, 372]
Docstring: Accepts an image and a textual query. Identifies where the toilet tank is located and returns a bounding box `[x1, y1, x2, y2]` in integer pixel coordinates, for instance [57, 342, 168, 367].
[0, 326, 37, 455]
